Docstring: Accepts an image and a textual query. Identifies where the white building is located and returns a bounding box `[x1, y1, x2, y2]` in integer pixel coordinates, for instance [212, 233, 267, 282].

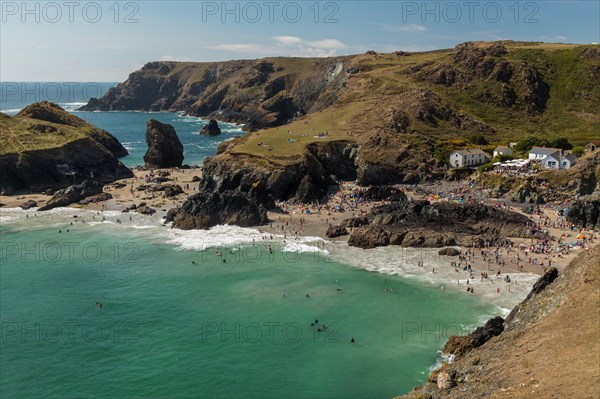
[450, 149, 491, 168]
[539, 152, 576, 170]
[493, 146, 513, 158]
[540, 154, 561, 169]
[528, 147, 562, 161]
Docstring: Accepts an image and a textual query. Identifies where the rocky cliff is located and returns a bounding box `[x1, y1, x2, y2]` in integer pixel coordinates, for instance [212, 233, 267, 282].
[400, 245, 600, 399]
[79, 57, 354, 131]
[82, 42, 599, 229]
[0, 102, 132, 194]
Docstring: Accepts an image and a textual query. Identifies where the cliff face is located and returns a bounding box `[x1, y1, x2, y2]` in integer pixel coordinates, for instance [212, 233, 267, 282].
[0, 102, 132, 194]
[173, 140, 364, 228]
[400, 245, 600, 399]
[79, 57, 354, 131]
[84, 42, 599, 229]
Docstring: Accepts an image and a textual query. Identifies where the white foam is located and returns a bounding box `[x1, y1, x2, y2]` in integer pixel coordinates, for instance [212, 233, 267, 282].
[165, 224, 270, 250]
[59, 102, 87, 112]
[332, 245, 538, 310]
[282, 241, 329, 255]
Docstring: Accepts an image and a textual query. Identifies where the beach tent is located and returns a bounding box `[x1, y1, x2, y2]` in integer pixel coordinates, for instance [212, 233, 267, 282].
[577, 234, 584, 239]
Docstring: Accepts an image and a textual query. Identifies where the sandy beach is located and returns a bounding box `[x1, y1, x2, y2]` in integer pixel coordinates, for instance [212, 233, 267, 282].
[2, 174, 597, 284]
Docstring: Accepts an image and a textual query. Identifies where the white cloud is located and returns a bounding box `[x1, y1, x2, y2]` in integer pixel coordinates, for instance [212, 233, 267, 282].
[273, 36, 304, 46]
[540, 35, 568, 42]
[308, 39, 347, 50]
[380, 23, 428, 33]
[160, 55, 194, 62]
[207, 36, 348, 57]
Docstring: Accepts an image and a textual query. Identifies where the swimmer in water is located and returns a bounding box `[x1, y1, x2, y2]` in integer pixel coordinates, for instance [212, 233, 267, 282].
[350, 338, 355, 343]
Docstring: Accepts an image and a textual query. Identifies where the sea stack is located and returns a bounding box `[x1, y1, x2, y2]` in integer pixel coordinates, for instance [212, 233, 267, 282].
[143, 119, 184, 168]
[200, 119, 221, 136]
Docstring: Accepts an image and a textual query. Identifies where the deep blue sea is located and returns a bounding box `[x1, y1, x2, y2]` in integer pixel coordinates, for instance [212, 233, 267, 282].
[0, 82, 244, 167]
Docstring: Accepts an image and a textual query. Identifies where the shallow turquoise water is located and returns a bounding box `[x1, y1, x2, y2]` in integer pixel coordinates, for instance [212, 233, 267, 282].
[0, 213, 498, 398]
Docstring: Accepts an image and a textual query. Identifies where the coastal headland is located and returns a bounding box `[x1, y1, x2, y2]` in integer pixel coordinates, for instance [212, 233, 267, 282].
[1, 40, 599, 397]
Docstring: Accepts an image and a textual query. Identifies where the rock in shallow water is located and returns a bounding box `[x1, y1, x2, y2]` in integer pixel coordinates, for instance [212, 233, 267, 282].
[200, 119, 221, 136]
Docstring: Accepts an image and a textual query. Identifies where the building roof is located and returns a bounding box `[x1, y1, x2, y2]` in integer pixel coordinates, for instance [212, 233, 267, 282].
[563, 154, 577, 162]
[541, 154, 560, 162]
[529, 147, 562, 156]
[451, 149, 490, 156]
[494, 146, 512, 152]
[586, 140, 600, 146]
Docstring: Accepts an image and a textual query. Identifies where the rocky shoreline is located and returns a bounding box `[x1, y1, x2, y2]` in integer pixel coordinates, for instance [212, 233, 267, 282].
[398, 245, 600, 398]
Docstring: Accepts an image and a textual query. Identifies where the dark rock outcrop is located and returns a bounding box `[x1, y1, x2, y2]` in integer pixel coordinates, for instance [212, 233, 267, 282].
[510, 180, 545, 204]
[163, 207, 179, 224]
[163, 184, 184, 197]
[78, 192, 112, 204]
[136, 205, 156, 215]
[348, 201, 538, 249]
[172, 190, 268, 229]
[39, 180, 104, 211]
[200, 119, 221, 135]
[567, 199, 600, 229]
[438, 247, 460, 256]
[19, 200, 38, 210]
[143, 119, 184, 168]
[326, 225, 348, 238]
[443, 316, 505, 358]
[358, 186, 407, 202]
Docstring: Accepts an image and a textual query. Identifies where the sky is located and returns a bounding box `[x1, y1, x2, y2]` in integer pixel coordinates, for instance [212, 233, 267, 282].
[1, 0, 599, 81]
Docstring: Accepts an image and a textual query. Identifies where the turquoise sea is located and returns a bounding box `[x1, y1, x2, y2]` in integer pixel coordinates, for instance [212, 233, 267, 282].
[1, 83, 520, 398]
[0, 209, 499, 398]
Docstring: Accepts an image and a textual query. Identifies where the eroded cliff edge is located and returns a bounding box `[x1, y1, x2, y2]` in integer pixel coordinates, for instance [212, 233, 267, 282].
[399, 245, 600, 399]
